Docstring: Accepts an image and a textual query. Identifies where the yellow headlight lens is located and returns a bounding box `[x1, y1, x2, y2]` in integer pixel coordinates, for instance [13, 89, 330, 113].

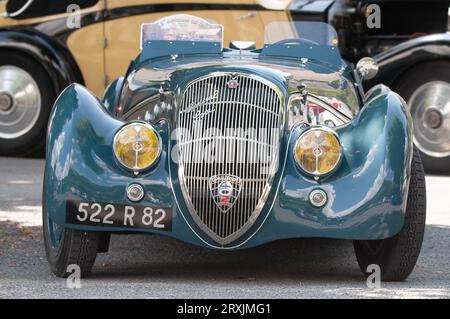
[113, 122, 161, 171]
[294, 128, 341, 176]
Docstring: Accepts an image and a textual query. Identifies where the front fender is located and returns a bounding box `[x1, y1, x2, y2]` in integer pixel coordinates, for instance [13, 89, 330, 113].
[44, 84, 176, 233]
[255, 84, 414, 242]
[45, 84, 123, 223]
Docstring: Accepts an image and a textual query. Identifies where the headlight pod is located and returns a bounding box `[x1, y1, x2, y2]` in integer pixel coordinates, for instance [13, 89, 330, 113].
[294, 127, 342, 177]
[113, 122, 161, 172]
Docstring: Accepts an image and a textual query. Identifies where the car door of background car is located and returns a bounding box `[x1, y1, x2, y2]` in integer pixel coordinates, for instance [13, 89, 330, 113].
[103, 0, 291, 86]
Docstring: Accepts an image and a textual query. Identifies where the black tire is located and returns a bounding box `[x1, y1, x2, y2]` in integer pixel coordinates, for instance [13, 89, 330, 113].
[395, 61, 450, 175]
[43, 206, 101, 278]
[353, 147, 426, 281]
[0, 51, 55, 157]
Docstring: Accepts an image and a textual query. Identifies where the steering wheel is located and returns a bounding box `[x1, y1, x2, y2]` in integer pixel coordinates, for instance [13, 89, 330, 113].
[273, 38, 319, 46]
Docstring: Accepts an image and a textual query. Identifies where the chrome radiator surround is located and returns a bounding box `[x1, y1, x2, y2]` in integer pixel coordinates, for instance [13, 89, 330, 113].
[176, 72, 284, 245]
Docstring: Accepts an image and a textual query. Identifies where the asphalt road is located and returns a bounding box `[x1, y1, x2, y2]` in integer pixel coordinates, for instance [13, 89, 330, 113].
[0, 157, 449, 299]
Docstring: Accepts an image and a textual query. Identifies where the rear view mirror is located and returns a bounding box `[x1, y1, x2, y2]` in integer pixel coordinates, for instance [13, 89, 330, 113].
[356, 57, 379, 80]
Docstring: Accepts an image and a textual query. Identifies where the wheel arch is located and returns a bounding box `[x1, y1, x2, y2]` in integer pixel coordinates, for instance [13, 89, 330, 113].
[389, 58, 450, 91]
[0, 28, 84, 97]
[364, 33, 450, 90]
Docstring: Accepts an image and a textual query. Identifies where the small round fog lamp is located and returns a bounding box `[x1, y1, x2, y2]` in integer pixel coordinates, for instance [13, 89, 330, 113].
[309, 189, 327, 207]
[127, 184, 144, 202]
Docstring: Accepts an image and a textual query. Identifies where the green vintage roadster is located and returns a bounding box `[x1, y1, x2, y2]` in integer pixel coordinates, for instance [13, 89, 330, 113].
[43, 15, 426, 281]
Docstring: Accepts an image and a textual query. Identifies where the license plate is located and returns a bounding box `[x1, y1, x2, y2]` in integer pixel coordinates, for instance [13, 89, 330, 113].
[66, 200, 172, 231]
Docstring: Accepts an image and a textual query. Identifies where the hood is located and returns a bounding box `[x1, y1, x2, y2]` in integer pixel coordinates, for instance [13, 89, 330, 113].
[118, 50, 360, 120]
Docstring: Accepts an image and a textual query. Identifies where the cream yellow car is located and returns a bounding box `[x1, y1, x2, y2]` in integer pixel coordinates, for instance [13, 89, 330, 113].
[0, 0, 290, 155]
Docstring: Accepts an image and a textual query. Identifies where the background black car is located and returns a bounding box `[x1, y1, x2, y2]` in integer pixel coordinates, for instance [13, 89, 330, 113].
[291, 0, 450, 174]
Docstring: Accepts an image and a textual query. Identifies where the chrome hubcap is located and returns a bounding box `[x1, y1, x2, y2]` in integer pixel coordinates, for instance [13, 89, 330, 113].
[0, 66, 41, 139]
[408, 81, 450, 158]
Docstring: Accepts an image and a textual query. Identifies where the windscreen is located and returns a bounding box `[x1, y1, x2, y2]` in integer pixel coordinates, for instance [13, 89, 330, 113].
[140, 14, 224, 49]
[140, 15, 338, 51]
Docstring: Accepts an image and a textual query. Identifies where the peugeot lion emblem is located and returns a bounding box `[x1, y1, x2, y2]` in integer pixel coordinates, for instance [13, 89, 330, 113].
[209, 174, 242, 213]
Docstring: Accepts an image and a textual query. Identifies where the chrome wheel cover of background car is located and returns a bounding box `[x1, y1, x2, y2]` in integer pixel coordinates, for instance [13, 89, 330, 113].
[0, 65, 41, 139]
[177, 73, 283, 246]
[408, 81, 450, 158]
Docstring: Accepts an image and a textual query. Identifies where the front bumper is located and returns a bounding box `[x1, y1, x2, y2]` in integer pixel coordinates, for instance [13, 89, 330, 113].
[44, 84, 413, 249]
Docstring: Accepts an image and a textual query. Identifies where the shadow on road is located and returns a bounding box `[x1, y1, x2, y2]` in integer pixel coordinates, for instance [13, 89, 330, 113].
[88, 224, 449, 286]
[93, 234, 362, 283]
[1, 217, 450, 298]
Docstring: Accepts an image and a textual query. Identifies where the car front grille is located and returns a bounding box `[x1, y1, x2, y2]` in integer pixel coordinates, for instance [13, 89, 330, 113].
[177, 72, 283, 245]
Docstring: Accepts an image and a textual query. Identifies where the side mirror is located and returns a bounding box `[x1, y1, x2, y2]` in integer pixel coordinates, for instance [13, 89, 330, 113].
[356, 57, 379, 80]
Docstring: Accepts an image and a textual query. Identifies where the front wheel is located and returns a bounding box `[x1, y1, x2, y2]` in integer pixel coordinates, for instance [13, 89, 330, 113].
[353, 147, 426, 281]
[43, 206, 101, 278]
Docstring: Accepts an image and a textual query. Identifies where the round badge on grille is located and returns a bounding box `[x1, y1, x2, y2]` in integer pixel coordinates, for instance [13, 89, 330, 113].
[209, 174, 242, 213]
[226, 79, 239, 89]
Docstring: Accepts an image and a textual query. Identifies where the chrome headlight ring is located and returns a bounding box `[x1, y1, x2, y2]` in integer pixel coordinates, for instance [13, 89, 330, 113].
[293, 126, 343, 179]
[113, 121, 162, 174]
